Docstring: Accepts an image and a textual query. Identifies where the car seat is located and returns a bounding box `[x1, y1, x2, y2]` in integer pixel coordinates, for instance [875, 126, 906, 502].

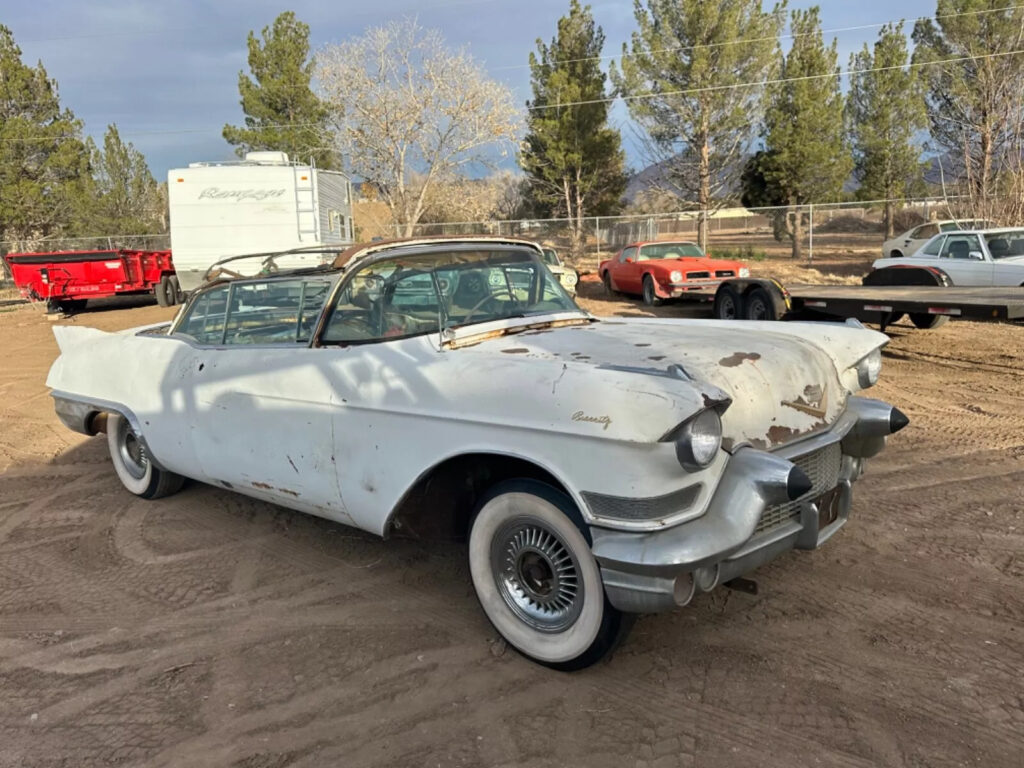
[948, 240, 970, 259]
[987, 238, 1009, 257]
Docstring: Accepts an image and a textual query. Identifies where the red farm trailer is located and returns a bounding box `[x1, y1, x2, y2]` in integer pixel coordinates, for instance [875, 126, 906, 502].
[2, 249, 181, 313]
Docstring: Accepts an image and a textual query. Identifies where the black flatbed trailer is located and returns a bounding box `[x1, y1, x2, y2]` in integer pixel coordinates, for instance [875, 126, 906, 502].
[787, 284, 1024, 325]
[713, 277, 1024, 331]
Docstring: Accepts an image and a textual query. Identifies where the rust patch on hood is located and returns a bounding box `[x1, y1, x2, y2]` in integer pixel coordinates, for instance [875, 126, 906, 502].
[781, 384, 828, 418]
[719, 352, 762, 367]
[766, 425, 801, 445]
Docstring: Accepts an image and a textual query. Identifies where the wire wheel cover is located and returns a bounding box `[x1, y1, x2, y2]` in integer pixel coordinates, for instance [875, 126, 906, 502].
[491, 518, 584, 632]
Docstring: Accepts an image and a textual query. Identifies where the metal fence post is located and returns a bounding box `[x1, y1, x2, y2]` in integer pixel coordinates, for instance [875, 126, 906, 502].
[808, 204, 814, 265]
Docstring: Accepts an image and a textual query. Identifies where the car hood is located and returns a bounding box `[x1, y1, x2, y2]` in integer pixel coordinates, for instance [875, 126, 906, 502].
[644, 257, 741, 273]
[454, 316, 886, 449]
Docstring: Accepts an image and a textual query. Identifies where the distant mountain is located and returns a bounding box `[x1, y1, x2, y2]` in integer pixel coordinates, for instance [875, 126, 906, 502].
[625, 153, 860, 206]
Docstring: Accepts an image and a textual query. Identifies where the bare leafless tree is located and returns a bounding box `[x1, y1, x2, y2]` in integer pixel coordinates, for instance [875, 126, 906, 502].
[317, 20, 520, 237]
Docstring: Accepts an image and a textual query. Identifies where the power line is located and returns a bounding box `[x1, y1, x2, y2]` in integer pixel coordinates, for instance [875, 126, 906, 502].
[5, 45, 1024, 146]
[494, 2, 1024, 72]
[533, 47, 1024, 112]
[6, 1, 1023, 112]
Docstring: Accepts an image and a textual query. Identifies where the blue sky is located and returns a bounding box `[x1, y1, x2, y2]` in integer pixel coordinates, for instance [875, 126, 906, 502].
[7, 0, 938, 178]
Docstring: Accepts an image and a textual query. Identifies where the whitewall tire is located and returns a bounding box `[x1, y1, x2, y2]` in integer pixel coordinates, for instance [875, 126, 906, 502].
[468, 479, 631, 670]
[106, 413, 184, 499]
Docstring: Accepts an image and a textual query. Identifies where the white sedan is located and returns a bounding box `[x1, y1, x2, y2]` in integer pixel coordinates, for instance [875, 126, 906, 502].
[46, 237, 907, 669]
[881, 219, 993, 258]
[873, 227, 1024, 286]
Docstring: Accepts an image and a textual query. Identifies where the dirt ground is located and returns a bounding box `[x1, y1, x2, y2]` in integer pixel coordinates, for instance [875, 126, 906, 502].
[1, 286, 1022, 767]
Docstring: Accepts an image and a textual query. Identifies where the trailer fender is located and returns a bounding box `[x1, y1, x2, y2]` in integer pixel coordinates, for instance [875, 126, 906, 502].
[713, 278, 789, 321]
[862, 265, 952, 287]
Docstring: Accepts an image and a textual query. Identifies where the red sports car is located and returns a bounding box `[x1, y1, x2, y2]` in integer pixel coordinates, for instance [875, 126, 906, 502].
[598, 240, 749, 306]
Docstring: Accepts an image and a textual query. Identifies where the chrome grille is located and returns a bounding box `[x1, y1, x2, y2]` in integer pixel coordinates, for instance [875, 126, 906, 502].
[582, 483, 702, 522]
[686, 271, 710, 279]
[754, 443, 842, 535]
[715, 270, 735, 277]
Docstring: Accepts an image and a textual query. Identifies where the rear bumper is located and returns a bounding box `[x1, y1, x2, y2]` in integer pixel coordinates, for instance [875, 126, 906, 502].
[591, 396, 904, 613]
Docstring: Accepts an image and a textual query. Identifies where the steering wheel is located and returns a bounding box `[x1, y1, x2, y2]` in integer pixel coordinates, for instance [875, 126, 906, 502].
[460, 287, 519, 325]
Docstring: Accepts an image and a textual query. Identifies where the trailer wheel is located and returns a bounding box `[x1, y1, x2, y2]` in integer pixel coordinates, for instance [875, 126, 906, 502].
[107, 413, 184, 499]
[744, 286, 780, 321]
[909, 313, 949, 330]
[155, 276, 172, 307]
[58, 299, 87, 314]
[713, 284, 743, 320]
[169, 275, 183, 305]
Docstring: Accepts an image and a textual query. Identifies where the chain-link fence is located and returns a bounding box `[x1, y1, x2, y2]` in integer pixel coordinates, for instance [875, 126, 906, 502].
[403, 196, 982, 269]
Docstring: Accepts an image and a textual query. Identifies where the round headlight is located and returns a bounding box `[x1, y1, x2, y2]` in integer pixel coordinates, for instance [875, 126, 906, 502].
[562, 272, 578, 286]
[738, 267, 750, 278]
[670, 270, 683, 283]
[855, 348, 882, 389]
[675, 409, 722, 471]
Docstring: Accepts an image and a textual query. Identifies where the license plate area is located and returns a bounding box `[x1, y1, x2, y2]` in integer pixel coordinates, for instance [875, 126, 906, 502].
[816, 486, 842, 530]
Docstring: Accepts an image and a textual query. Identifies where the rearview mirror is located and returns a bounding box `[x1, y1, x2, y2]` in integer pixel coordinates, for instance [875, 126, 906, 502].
[968, 251, 984, 261]
[625, 257, 634, 263]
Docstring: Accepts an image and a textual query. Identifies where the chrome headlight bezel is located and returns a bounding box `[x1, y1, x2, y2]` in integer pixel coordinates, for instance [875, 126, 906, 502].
[669, 269, 683, 283]
[855, 348, 883, 389]
[674, 409, 723, 471]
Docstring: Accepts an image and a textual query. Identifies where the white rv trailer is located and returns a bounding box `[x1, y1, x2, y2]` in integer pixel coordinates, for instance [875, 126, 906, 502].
[167, 151, 354, 291]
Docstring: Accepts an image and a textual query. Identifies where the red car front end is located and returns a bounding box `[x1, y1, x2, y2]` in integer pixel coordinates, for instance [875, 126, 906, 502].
[599, 241, 749, 304]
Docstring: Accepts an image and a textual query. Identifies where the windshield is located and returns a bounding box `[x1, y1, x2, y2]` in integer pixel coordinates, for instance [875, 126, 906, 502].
[940, 220, 991, 232]
[541, 248, 560, 266]
[638, 242, 705, 261]
[983, 230, 1024, 259]
[321, 248, 581, 344]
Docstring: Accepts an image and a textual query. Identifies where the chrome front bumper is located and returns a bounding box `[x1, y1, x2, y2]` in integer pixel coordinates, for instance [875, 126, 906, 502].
[591, 396, 906, 613]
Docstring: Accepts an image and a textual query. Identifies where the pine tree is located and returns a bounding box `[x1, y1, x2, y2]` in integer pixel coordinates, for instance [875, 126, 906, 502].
[223, 11, 335, 168]
[0, 24, 91, 250]
[847, 23, 928, 238]
[88, 124, 165, 236]
[521, 0, 626, 261]
[913, 1, 1024, 223]
[760, 6, 851, 259]
[613, 0, 786, 250]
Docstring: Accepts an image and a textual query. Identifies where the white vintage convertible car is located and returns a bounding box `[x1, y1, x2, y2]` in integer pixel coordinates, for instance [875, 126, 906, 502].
[47, 237, 908, 669]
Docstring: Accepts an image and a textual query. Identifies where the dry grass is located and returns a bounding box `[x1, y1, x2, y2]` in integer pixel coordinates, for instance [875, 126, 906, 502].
[749, 259, 864, 286]
[0, 283, 21, 301]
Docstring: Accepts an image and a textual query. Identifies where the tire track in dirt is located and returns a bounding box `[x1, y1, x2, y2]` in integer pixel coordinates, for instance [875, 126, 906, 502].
[3, 292, 1024, 767]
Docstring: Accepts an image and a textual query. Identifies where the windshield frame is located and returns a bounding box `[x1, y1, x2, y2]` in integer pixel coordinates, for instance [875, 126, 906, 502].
[312, 242, 585, 347]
